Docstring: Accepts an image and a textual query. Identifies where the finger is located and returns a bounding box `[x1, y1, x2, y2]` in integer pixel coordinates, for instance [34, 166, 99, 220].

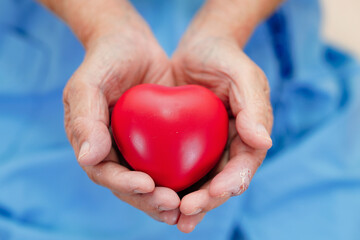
[114, 187, 181, 224]
[179, 144, 230, 216]
[64, 68, 111, 166]
[144, 52, 175, 87]
[88, 153, 180, 225]
[178, 152, 228, 215]
[228, 56, 273, 150]
[83, 157, 155, 194]
[155, 208, 181, 225]
[209, 136, 266, 197]
[177, 212, 206, 233]
[122, 187, 180, 212]
[180, 188, 229, 216]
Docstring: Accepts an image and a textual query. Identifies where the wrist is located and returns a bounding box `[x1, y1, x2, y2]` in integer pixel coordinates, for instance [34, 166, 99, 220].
[41, 0, 150, 49]
[206, 0, 258, 46]
[72, 1, 150, 49]
[185, 0, 282, 47]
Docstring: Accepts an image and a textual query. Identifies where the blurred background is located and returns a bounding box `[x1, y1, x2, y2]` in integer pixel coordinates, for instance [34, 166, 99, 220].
[0, 0, 359, 239]
[321, 0, 360, 59]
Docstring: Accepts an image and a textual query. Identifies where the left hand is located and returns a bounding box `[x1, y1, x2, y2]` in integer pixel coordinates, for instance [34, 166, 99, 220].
[172, 24, 274, 233]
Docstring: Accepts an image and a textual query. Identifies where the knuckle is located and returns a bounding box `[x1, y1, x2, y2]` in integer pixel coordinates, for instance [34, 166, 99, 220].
[109, 171, 128, 192]
[245, 67, 274, 127]
[252, 90, 265, 107]
[254, 65, 268, 83]
[65, 116, 88, 148]
[62, 78, 76, 105]
[252, 66, 271, 97]
[63, 81, 78, 145]
[85, 166, 103, 186]
[71, 117, 88, 141]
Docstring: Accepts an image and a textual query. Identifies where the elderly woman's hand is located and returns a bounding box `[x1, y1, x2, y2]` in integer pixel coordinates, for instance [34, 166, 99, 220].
[40, 0, 181, 225]
[171, 0, 280, 232]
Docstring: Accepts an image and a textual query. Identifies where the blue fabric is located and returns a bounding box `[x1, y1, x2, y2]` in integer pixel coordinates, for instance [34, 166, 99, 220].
[1, 0, 360, 239]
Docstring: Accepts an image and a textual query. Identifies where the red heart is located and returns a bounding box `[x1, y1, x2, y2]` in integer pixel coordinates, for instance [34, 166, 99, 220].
[111, 84, 228, 192]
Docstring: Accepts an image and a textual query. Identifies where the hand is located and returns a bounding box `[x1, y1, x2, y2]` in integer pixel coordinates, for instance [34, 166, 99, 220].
[172, 32, 273, 232]
[62, 4, 180, 225]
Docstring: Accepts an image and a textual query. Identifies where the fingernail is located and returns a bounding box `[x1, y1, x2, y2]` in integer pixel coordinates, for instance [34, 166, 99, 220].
[133, 189, 147, 194]
[186, 208, 202, 216]
[158, 206, 174, 211]
[78, 142, 90, 162]
[162, 212, 179, 225]
[256, 124, 271, 139]
[256, 124, 272, 145]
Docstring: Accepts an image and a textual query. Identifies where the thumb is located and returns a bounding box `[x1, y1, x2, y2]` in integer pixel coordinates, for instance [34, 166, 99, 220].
[63, 72, 112, 166]
[229, 64, 273, 150]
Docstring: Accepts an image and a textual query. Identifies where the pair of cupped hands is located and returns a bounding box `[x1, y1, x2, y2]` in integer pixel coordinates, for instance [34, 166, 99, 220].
[62, 3, 273, 233]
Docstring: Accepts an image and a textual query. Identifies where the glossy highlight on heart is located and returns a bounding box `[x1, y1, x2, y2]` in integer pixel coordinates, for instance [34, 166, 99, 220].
[111, 84, 228, 192]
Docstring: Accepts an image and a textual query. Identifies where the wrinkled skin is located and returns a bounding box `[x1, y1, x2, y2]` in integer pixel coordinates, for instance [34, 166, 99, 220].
[172, 34, 273, 232]
[39, 0, 278, 234]
[63, 24, 182, 225]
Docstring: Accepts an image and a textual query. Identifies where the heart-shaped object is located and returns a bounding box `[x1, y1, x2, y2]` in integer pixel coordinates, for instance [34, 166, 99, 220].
[111, 84, 228, 192]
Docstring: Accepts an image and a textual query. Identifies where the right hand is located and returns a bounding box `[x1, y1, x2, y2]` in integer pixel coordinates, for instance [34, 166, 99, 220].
[63, 6, 180, 225]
